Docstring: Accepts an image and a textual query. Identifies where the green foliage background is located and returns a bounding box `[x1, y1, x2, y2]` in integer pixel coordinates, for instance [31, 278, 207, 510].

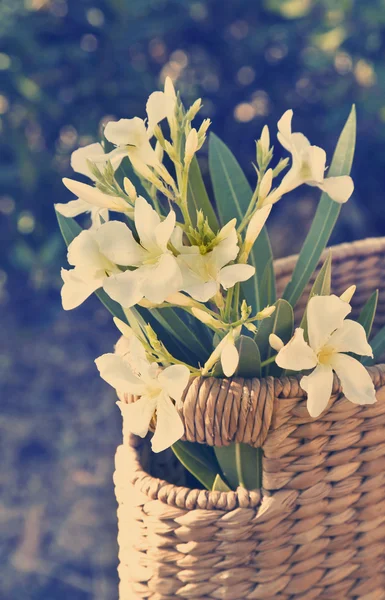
[2, 0, 385, 319]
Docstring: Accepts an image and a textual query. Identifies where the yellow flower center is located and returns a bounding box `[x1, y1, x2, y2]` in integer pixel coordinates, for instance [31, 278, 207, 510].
[317, 345, 335, 365]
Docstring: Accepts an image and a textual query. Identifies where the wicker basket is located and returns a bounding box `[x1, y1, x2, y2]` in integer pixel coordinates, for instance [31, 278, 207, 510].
[114, 237, 385, 600]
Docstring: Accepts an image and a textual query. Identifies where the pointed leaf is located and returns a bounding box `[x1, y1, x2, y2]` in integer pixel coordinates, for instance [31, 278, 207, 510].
[358, 290, 378, 341]
[282, 106, 356, 307]
[171, 441, 220, 490]
[212, 473, 231, 492]
[300, 250, 332, 341]
[214, 335, 262, 491]
[187, 155, 219, 231]
[255, 299, 294, 375]
[209, 132, 275, 312]
[362, 323, 385, 366]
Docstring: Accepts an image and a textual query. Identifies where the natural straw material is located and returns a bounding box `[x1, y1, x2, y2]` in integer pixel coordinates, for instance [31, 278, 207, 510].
[115, 237, 385, 599]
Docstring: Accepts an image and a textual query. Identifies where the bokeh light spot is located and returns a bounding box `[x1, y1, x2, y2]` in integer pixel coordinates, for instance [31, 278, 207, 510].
[234, 103, 256, 122]
[17, 212, 35, 234]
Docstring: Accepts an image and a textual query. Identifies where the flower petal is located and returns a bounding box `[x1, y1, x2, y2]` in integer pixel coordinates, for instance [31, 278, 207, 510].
[117, 397, 156, 438]
[328, 319, 373, 357]
[300, 364, 334, 418]
[146, 90, 175, 136]
[62, 178, 128, 211]
[306, 145, 326, 183]
[103, 270, 144, 308]
[183, 280, 218, 303]
[55, 199, 90, 218]
[134, 196, 161, 252]
[90, 207, 109, 229]
[330, 353, 377, 406]
[277, 109, 293, 151]
[290, 132, 310, 154]
[95, 353, 145, 395]
[67, 229, 101, 268]
[276, 328, 318, 371]
[218, 264, 255, 289]
[151, 395, 185, 453]
[307, 295, 351, 352]
[140, 254, 183, 304]
[155, 210, 176, 252]
[61, 267, 103, 310]
[211, 226, 239, 269]
[104, 117, 147, 146]
[96, 220, 145, 266]
[158, 365, 190, 407]
[318, 175, 354, 204]
[71, 142, 105, 179]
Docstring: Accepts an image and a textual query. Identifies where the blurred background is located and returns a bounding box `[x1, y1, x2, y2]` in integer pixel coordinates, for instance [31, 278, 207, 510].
[1, 0, 385, 598]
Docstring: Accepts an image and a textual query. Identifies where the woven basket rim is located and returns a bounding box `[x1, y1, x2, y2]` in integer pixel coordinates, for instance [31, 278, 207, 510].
[120, 236, 385, 511]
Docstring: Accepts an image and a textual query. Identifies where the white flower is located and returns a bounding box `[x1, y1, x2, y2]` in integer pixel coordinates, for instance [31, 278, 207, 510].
[265, 110, 354, 205]
[61, 197, 183, 309]
[275, 294, 376, 417]
[174, 220, 255, 302]
[103, 78, 176, 168]
[56, 142, 132, 227]
[202, 327, 241, 377]
[95, 338, 190, 453]
[102, 197, 183, 306]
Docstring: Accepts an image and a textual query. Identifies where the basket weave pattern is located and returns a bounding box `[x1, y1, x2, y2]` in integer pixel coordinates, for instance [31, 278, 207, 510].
[114, 238, 385, 599]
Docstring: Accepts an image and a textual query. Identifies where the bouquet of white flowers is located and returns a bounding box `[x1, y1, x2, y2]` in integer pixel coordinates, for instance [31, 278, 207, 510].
[56, 78, 384, 492]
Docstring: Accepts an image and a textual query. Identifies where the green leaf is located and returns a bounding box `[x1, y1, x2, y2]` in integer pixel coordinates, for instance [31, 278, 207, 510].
[209, 132, 275, 312]
[187, 155, 219, 231]
[171, 441, 220, 490]
[214, 443, 262, 491]
[359, 290, 379, 366]
[358, 290, 378, 341]
[282, 105, 356, 307]
[299, 250, 332, 341]
[214, 336, 262, 491]
[143, 306, 211, 365]
[362, 324, 385, 366]
[260, 257, 276, 309]
[212, 473, 231, 492]
[255, 299, 294, 375]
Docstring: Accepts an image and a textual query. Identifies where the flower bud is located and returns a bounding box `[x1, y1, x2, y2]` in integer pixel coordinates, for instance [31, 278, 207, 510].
[113, 317, 135, 339]
[166, 292, 197, 307]
[259, 169, 273, 202]
[244, 322, 257, 333]
[164, 76, 176, 100]
[260, 125, 270, 154]
[123, 178, 137, 203]
[185, 98, 202, 122]
[191, 308, 223, 329]
[269, 333, 284, 352]
[257, 305, 276, 319]
[244, 205, 272, 257]
[340, 284, 356, 303]
[185, 128, 199, 165]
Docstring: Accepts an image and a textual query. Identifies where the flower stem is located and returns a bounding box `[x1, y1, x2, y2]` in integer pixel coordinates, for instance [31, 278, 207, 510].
[260, 354, 277, 367]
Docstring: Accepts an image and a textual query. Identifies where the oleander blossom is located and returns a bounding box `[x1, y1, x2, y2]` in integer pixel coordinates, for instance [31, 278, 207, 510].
[61, 196, 184, 309]
[56, 143, 130, 227]
[275, 294, 376, 417]
[95, 332, 190, 452]
[264, 110, 354, 205]
[173, 220, 256, 302]
[102, 77, 176, 168]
